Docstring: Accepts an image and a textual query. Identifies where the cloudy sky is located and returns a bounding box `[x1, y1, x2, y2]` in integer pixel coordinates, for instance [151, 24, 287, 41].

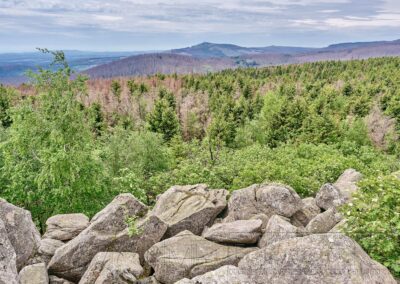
[1, 0, 399, 52]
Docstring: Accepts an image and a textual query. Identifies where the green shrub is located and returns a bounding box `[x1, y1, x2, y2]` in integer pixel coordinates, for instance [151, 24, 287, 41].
[342, 174, 400, 277]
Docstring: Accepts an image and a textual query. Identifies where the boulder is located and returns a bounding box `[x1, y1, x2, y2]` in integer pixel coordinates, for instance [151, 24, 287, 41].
[38, 238, 65, 265]
[144, 230, 257, 284]
[334, 168, 362, 200]
[175, 265, 252, 284]
[0, 219, 18, 284]
[79, 252, 143, 284]
[315, 183, 345, 210]
[133, 276, 160, 284]
[258, 215, 304, 248]
[202, 219, 262, 244]
[49, 275, 74, 284]
[306, 208, 342, 234]
[44, 213, 89, 241]
[39, 239, 65, 256]
[291, 197, 321, 227]
[48, 194, 167, 282]
[224, 183, 303, 223]
[0, 198, 41, 271]
[151, 184, 228, 237]
[239, 234, 397, 284]
[316, 169, 362, 210]
[18, 263, 49, 284]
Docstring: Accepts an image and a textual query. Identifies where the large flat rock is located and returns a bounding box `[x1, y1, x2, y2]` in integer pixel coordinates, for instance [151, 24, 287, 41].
[145, 230, 257, 284]
[151, 184, 228, 237]
[224, 183, 303, 223]
[239, 233, 397, 284]
[202, 219, 262, 244]
[44, 213, 89, 241]
[48, 194, 167, 282]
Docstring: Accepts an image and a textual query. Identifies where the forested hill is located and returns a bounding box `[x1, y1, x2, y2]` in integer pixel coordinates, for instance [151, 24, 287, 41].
[85, 39, 400, 78]
[0, 56, 399, 278]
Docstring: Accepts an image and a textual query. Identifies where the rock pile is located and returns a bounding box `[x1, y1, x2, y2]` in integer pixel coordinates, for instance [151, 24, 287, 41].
[0, 169, 397, 284]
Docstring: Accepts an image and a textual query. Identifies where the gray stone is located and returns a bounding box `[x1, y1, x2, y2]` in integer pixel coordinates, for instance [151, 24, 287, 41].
[239, 233, 397, 284]
[0, 198, 41, 271]
[144, 230, 256, 284]
[79, 252, 143, 284]
[258, 215, 304, 248]
[49, 276, 74, 284]
[291, 197, 321, 227]
[316, 169, 362, 210]
[175, 265, 252, 284]
[39, 239, 65, 257]
[133, 276, 160, 284]
[224, 183, 303, 223]
[18, 263, 49, 284]
[334, 168, 362, 200]
[203, 219, 262, 244]
[44, 214, 89, 241]
[0, 219, 18, 284]
[306, 208, 342, 234]
[315, 183, 345, 211]
[151, 184, 228, 237]
[48, 194, 167, 282]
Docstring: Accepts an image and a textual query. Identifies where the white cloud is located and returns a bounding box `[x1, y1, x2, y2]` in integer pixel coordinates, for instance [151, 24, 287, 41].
[1, 0, 400, 35]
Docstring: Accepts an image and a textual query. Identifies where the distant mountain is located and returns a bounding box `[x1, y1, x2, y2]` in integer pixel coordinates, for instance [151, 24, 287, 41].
[2, 39, 400, 83]
[85, 39, 400, 79]
[170, 42, 315, 58]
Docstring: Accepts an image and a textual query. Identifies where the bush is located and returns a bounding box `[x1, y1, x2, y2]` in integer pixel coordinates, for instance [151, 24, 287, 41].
[342, 174, 400, 277]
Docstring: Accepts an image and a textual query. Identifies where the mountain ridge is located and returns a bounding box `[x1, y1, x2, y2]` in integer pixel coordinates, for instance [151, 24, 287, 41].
[85, 39, 400, 79]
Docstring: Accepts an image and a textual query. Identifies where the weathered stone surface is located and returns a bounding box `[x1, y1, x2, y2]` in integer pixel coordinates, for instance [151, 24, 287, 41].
[39, 238, 65, 257]
[291, 197, 321, 227]
[306, 208, 342, 234]
[239, 234, 397, 284]
[44, 213, 89, 241]
[48, 194, 167, 282]
[145, 230, 256, 284]
[0, 198, 41, 271]
[175, 265, 252, 284]
[202, 219, 262, 244]
[18, 263, 49, 284]
[316, 169, 362, 210]
[79, 252, 143, 284]
[151, 184, 228, 238]
[334, 168, 362, 200]
[49, 275, 74, 284]
[315, 183, 345, 210]
[133, 276, 160, 284]
[225, 183, 303, 223]
[258, 215, 304, 248]
[329, 219, 347, 233]
[0, 219, 18, 284]
[37, 238, 65, 265]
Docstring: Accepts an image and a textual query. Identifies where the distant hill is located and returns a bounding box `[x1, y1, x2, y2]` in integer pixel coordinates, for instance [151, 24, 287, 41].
[84, 53, 236, 78]
[2, 39, 400, 83]
[170, 42, 316, 58]
[85, 39, 400, 79]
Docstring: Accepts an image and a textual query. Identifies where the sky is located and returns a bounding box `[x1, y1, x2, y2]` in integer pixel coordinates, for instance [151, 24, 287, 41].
[0, 0, 400, 52]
